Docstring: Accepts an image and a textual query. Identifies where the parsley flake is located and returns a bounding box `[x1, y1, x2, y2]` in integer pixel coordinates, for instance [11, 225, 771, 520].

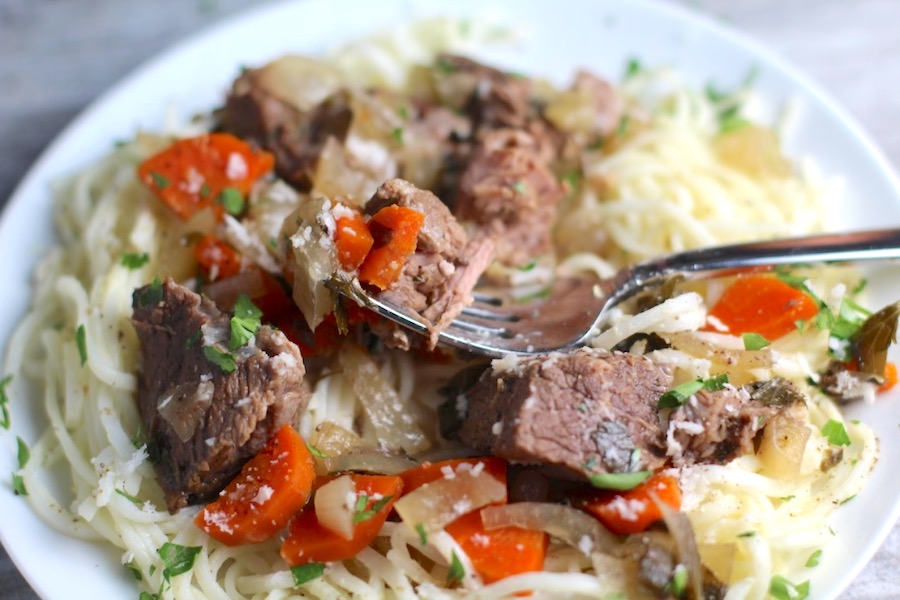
[139, 591, 159, 600]
[354, 494, 393, 523]
[76, 324, 88, 366]
[669, 564, 688, 597]
[200, 183, 211, 199]
[839, 494, 857, 506]
[306, 443, 328, 458]
[291, 562, 325, 587]
[511, 180, 528, 195]
[121, 252, 150, 270]
[137, 277, 164, 308]
[769, 575, 810, 600]
[657, 374, 729, 408]
[416, 523, 428, 545]
[125, 560, 143, 581]
[230, 294, 263, 350]
[11, 472, 26, 496]
[737, 531, 757, 538]
[391, 127, 404, 144]
[115, 489, 143, 505]
[216, 187, 245, 216]
[448, 550, 466, 583]
[16, 436, 29, 469]
[742, 332, 771, 350]
[0, 374, 11, 429]
[805, 549, 822, 568]
[624, 57, 642, 79]
[587, 470, 651, 491]
[203, 346, 236, 374]
[158, 542, 202, 581]
[185, 329, 201, 349]
[150, 171, 170, 189]
[616, 115, 630, 137]
[821, 419, 851, 446]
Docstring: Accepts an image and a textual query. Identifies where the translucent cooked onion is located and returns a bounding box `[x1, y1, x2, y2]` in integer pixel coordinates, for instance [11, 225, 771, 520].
[757, 410, 811, 480]
[322, 452, 418, 475]
[480, 502, 621, 557]
[651, 493, 703, 600]
[311, 421, 371, 455]
[394, 470, 505, 533]
[255, 55, 344, 112]
[338, 344, 430, 454]
[314, 474, 357, 540]
[667, 331, 776, 377]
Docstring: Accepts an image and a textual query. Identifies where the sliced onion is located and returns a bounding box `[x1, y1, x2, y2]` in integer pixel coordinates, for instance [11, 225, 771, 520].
[283, 197, 339, 330]
[255, 55, 344, 112]
[310, 421, 371, 456]
[668, 331, 775, 375]
[394, 470, 505, 533]
[338, 344, 430, 454]
[651, 492, 703, 600]
[698, 542, 735, 587]
[323, 452, 418, 475]
[757, 409, 810, 480]
[480, 502, 621, 557]
[314, 474, 357, 540]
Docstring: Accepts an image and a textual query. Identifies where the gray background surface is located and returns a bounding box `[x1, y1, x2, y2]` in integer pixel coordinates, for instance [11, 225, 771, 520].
[1, 0, 898, 597]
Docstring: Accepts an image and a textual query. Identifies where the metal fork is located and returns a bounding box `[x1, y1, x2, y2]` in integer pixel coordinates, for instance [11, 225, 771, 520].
[334, 227, 900, 357]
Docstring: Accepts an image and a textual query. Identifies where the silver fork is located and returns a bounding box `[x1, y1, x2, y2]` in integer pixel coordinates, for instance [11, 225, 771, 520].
[334, 227, 900, 357]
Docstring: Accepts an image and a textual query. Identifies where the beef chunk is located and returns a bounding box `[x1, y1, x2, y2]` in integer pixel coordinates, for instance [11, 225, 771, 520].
[220, 67, 352, 191]
[456, 129, 565, 265]
[131, 278, 308, 512]
[459, 349, 672, 478]
[365, 179, 497, 348]
[665, 379, 802, 467]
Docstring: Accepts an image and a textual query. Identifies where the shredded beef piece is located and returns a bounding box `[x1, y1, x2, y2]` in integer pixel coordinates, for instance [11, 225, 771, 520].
[456, 129, 565, 264]
[219, 68, 352, 191]
[459, 349, 672, 478]
[365, 178, 497, 348]
[131, 278, 308, 512]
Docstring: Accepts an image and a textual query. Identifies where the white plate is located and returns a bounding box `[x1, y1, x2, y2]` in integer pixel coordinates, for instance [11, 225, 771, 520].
[1, 0, 899, 598]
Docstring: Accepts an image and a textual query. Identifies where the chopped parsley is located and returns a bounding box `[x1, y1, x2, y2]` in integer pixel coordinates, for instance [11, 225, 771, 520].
[839, 494, 857, 506]
[137, 277, 164, 308]
[448, 550, 466, 583]
[669, 564, 688, 597]
[149, 171, 170, 189]
[415, 523, 428, 545]
[805, 549, 822, 568]
[435, 57, 458, 74]
[353, 494, 394, 523]
[391, 127, 404, 144]
[511, 180, 529, 195]
[616, 115, 630, 137]
[125, 560, 143, 581]
[821, 419, 851, 446]
[203, 345, 236, 374]
[139, 592, 158, 600]
[115, 489, 143, 505]
[16, 436, 29, 469]
[397, 105, 410, 120]
[158, 542, 202, 581]
[737, 531, 757, 538]
[131, 425, 145, 449]
[769, 575, 810, 600]
[11, 472, 26, 496]
[121, 252, 150, 269]
[624, 57, 642, 79]
[742, 332, 771, 350]
[657, 374, 729, 408]
[216, 187, 245, 216]
[230, 294, 263, 350]
[76, 324, 88, 366]
[587, 470, 651, 491]
[306, 443, 328, 458]
[0, 374, 10, 429]
[185, 329, 201, 349]
[291, 562, 325, 587]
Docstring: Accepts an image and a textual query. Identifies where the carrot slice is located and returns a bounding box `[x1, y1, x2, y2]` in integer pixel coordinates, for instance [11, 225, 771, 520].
[280, 474, 404, 565]
[445, 509, 548, 584]
[194, 234, 244, 281]
[879, 361, 898, 393]
[357, 205, 424, 290]
[334, 213, 374, 270]
[194, 424, 316, 546]
[399, 457, 508, 495]
[706, 274, 819, 340]
[138, 133, 274, 220]
[574, 473, 681, 536]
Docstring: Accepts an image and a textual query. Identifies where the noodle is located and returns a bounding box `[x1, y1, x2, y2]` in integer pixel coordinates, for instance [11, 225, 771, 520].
[2, 18, 878, 600]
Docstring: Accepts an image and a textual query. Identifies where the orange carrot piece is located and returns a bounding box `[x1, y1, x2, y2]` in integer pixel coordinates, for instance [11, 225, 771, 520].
[446, 509, 548, 584]
[574, 473, 681, 536]
[194, 234, 244, 281]
[879, 361, 898, 393]
[334, 213, 374, 270]
[399, 457, 508, 495]
[280, 474, 404, 565]
[195, 424, 316, 546]
[706, 275, 819, 340]
[138, 133, 274, 220]
[358, 205, 424, 290]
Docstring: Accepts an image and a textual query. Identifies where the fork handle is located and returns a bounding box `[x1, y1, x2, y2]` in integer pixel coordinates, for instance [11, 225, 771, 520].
[626, 227, 900, 293]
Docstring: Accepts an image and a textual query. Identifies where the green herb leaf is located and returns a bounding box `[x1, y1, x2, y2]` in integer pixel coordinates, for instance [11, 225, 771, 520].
[76, 324, 88, 366]
[853, 301, 900, 376]
[203, 346, 236, 374]
[821, 419, 851, 446]
[158, 542, 202, 581]
[616, 115, 630, 137]
[16, 437, 29, 469]
[139, 591, 159, 600]
[624, 57, 642, 79]
[397, 105, 410, 120]
[291, 562, 325, 587]
[737, 531, 756, 538]
[230, 294, 263, 350]
[742, 332, 771, 350]
[669, 563, 688, 597]
[125, 560, 143, 581]
[839, 494, 856, 505]
[150, 171, 170, 189]
[116, 488, 143, 505]
[587, 470, 651, 491]
[131, 425, 145, 449]
[216, 187, 245, 216]
[769, 575, 810, 600]
[448, 550, 466, 583]
[0, 374, 10, 430]
[200, 183, 211, 199]
[416, 523, 428, 545]
[657, 374, 729, 408]
[11, 472, 27, 496]
[719, 114, 750, 134]
[391, 127, 404, 144]
[511, 180, 528, 195]
[137, 277, 164, 308]
[354, 495, 394, 523]
[306, 443, 328, 458]
[805, 549, 822, 568]
[121, 252, 150, 270]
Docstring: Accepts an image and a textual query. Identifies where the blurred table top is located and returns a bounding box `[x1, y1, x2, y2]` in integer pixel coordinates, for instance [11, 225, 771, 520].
[2, 0, 899, 597]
